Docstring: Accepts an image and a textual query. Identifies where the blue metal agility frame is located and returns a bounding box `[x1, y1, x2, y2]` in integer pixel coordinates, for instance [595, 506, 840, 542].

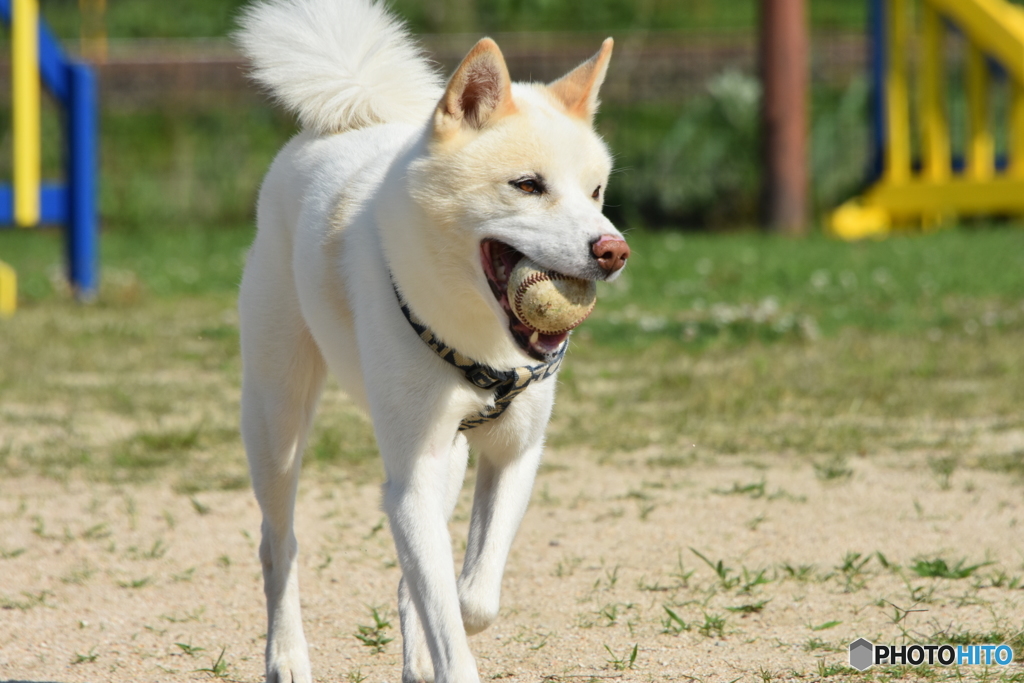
[868, 0, 886, 183]
[0, 0, 98, 299]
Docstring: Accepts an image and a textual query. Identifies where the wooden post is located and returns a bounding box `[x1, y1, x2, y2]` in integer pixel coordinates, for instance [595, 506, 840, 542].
[759, 0, 809, 234]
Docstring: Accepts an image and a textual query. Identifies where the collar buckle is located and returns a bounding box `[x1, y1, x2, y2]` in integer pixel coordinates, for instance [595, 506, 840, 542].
[466, 366, 504, 390]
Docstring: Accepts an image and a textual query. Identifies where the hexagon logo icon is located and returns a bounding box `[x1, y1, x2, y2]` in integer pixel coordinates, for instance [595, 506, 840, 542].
[849, 638, 874, 671]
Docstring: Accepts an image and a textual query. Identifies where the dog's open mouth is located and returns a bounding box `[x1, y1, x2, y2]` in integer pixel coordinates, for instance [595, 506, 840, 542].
[481, 240, 572, 361]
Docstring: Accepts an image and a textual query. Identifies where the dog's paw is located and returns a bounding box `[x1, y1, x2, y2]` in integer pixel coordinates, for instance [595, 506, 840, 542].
[459, 591, 499, 636]
[266, 639, 312, 683]
[267, 661, 312, 683]
[402, 669, 435, 683]
[401, 640, 434, 683]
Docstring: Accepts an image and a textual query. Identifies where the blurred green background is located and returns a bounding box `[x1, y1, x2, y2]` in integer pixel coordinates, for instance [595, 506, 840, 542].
[36, 0, 864, 39]
[0, 0, 877, 234]
[2, 1, 1019, 234]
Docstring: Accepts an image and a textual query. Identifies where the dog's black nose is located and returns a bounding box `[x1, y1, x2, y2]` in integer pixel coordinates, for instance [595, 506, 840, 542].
[591, 235, 630, 274]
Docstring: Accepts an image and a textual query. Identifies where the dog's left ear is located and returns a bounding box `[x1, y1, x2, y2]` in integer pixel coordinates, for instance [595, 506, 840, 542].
[435, 38, 516, 139]
[548, 38, 614, 122]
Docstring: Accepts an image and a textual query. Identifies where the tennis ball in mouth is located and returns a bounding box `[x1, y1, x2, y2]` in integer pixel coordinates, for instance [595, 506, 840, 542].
[506, 258, 597, 335]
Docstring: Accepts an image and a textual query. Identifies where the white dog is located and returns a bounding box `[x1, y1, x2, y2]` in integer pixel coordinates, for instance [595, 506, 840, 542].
[235, 1, 630, 681]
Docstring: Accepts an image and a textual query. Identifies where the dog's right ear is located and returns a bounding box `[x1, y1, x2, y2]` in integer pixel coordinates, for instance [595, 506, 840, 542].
[434, 38, 516, 139]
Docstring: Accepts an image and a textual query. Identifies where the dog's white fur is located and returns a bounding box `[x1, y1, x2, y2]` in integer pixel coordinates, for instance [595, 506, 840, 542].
[236, 2, 626, 681]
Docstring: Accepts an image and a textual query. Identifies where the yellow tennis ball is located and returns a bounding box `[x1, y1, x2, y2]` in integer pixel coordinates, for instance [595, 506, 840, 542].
[507, 258, 597, 334]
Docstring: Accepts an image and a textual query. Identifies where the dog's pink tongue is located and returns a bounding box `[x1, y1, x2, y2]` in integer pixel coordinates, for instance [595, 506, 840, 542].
[532, 331, 568, 355]
[512, 319, 567, 357]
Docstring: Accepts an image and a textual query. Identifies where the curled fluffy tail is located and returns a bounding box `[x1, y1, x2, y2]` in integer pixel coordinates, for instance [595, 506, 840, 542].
[235, 0, 444, 135]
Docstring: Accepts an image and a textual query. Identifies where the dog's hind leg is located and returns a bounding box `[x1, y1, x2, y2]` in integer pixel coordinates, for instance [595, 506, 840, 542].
[457, 441, 544, 636]
[241, 292, 326, 683]
[398, 435, 470, 683]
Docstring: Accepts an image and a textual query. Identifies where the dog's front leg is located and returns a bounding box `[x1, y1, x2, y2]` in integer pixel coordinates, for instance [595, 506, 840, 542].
[457, 440, 544, 635]
[396, 435, 470, 683]
[398, 576, 433, 683]
[382, 431, 479, 683]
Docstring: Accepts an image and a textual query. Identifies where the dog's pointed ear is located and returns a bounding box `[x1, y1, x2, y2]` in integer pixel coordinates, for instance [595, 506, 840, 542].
[435, 38, 516, 138]
[548, 38, 614, 122]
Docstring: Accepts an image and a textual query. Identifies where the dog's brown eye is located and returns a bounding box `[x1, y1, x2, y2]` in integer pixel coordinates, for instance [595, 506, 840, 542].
[592, 185, 601, 200]
[511, 176, 545, 195]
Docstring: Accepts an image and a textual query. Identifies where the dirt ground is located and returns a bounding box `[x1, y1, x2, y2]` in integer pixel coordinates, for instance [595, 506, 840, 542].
[1, 445, 1023, 683]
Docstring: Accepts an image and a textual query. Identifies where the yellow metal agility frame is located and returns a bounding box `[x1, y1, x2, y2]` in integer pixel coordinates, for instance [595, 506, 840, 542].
[831, 0, 1024, 239]
[0, 0, 39, 315]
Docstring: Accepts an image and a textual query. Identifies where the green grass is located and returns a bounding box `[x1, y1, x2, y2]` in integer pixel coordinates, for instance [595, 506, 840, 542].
[0, 227, 1022, 483]
[910, 557, 994, 580]
[353, 607, 394, 654]
[194, 646, 230, 679]
[603, 643, 638, 671]
[0, 226, 250, 302]
[6, 224, 1023, 330]
[697, 612, 727, 638]
[661, 606, 690, 634]
[587, 228, 1024, 344]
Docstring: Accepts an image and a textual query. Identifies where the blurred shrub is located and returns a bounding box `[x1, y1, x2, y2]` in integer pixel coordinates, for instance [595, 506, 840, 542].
[98, 106, 295, 231]
[652, 70, 761, 227]
[601, 73, 870, 229]
[809, 77, 871, 215]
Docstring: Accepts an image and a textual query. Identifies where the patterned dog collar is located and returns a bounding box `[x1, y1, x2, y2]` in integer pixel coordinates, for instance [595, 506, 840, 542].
[393, 283, 566, 431]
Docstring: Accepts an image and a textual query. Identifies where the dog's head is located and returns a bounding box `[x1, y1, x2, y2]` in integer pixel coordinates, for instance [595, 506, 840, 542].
[404, 38, 628, 362]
